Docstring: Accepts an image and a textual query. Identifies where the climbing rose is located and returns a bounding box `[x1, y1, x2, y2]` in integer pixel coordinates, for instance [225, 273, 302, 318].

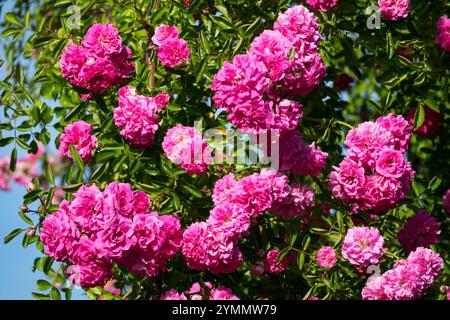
[181, 222, 243, 274]
[151, 25, 179, 45]
[114, 86, 166, 148]
[274, 5, 320, 47]
[58, 120, 97, 163]
[40, 182, 180, 288]
[162, 125, 212, 174]
[278, 131, 328, 176]
[160, 289, 188, 300]
[362, 247, 443, 300]
[207, 205, 251, 241]
[82, 23, 122, 57]
[397, 209, 441, 252]
[335, 73, 354, 91]
[271, 183, 315, 218]
[306, 0, 338, 12]
[210, 286, 240, 300]
[375, 149, 407, 179]
[341, 227, 384, 267]
[378, 0, 410, 21]
[435, 16, 450, 52]
[264, 249, 287, 274]
[317, 246, 337, 269]
[157, 38, 190, 68]
[60, 23, 134, 93]
[40, 201, 80, 262]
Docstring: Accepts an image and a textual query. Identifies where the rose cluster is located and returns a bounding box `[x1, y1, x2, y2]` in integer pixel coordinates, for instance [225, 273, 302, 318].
[362, 247, 444, 300]
[378, 0, 410, 21]
[161, 282, 239, 300]
[182, 169, 315, 275]
[0, 146, 43, 190]
[435, 16, 450, 52]
[113, 86, 169, 148]
[277, 130, 328, 177]
[40, 182, 182, 288]
[152, 25, 190, 68]
[329, 113, 415, 214]
[397, 209, 441, 252]
[211, 5, 326, 133]
[58, 120, 97, 164]
[162, 125, 212, 175]
[60, 23, 134, 96]
[306, 0, 338, 12]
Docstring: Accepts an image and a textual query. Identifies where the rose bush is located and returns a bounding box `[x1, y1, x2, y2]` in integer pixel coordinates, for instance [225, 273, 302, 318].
[0, 0, 449, 300]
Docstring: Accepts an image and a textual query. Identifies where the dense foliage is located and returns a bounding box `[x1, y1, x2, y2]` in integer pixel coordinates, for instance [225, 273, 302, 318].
[0, 0, 449, 300]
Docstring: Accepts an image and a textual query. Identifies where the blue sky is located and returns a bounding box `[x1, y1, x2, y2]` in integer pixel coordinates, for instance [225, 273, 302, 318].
[0, 1, 86, 299]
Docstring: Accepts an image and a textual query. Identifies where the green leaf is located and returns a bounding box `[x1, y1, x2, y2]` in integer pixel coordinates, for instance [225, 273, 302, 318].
[195, 57, 208, 82]
[412, 179, 425, 196]
[297, 253, 306, 271]
[423, 99, 439, 113]
[62, 183, 84, 192]
[414, 105, 425, 129]
[45, 164, 55, 185]
[4, 228, 24, 244]
[182, 184, 203, 198]
[215, 5, 230, 18]
[290, 232, 298, 246]
[50, 287, 61, 300]
[93, 95, 109, 114]
[90, 162, 110, 181]
[428, 177, 441, 192]
[9, 147, 17, 172]
[367, 100, 383, 115]
[18, 211, 33, 226]
[36, 279, 52, 291]
[171, 192, 181, 210]
[69, 145, 85, 169]
[244, 17, 261, 37]
[23, 189, 41, 201]
[46, 187, 56, 207]
[96, 150, 118, 162]
[277, 247, 291, 264]
[4, 13, 24, 27]
[0, 137, 14, 147]
[64, 103, 85, 122]
[31, 292, 50, 300]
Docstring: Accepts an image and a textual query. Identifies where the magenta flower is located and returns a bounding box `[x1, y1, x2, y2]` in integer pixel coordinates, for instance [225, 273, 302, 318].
[341, 227, 384, 267]
[60, 23, 134, 94]
[317, 246, 337, 269]
[378, 0, 410, 21]
[162, 125, 212, 174]
[398, 209, 441, 252]
[58, 120, 97, 163]
[152, 25, 179, 46]
[114, 86, 165, 148]
[306, 0, 338, 12]
[157, 38, 190, 68]
[264, 249, 287, 274]
[436, 16, 450, 52]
